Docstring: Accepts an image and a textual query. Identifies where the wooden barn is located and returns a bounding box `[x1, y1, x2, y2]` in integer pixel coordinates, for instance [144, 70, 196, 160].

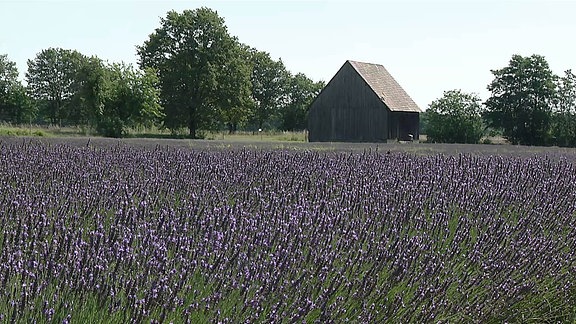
[308, 60, 421, 142]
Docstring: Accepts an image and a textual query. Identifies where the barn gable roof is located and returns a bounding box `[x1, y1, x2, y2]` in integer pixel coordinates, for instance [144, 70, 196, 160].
[348, 60, 421, 113]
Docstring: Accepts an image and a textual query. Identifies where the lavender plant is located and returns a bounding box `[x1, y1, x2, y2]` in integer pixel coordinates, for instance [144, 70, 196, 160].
[1, 142, 575, 323]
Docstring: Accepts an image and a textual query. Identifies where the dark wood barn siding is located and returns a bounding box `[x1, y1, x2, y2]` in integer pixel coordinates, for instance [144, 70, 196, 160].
[308, 62, 388, 142]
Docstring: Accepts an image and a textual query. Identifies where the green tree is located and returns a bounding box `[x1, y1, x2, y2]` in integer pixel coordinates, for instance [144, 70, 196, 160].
[551, 70, 576, 147]
[280, 73, 323, 131]
[26, 48, 87, 125]
[0, 54, 35, 123]
[485, 54, 557, 145]
[249, 50, 290, 131]
[4, 85, 34, 124]
[69, 56, 108, 127]
[426, 89, 484, 144]
[216, 44, 253, 134]
[419, 110, 429, 135]
[0, 54, 18, 92]
[138, 8, 247, 138]
[94, 63, 163, 137]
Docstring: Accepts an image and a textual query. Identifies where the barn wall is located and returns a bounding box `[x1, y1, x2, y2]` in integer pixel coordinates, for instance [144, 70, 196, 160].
[308, 62, 388, 142]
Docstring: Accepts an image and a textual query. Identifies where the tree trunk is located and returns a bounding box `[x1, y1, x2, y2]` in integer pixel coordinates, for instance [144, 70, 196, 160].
[188, 104, 197, 138]
[188, 119, 197, 139]
[228, 122, 237, 134]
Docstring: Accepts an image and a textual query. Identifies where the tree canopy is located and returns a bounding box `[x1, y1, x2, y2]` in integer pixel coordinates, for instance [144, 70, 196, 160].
[94, 63, 163, 137]
[214, 43, 253, 134]
[249, 49, 290, 131]
[280, 73, 324, 131]
[0, 54, 34, 123]
[0, 54, 19, 88]
[26, 48, 87, 125]
[137, 7, 251, 138]
[426, 90, 484, 144]
[551, 70, 576, 147]
[484, 54, 557, 146]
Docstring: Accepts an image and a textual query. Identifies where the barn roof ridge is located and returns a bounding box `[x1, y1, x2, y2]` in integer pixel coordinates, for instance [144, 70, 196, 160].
[346, 60, 421, 113]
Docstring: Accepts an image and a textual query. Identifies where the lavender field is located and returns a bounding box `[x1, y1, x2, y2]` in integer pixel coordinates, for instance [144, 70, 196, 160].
[1, 139, 576, 323]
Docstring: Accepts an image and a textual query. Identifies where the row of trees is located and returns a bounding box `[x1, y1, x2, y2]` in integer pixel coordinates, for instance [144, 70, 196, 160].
[4, 7, 574, 145]
[425, 54, 576, 147]
[0, 7, 324, 137]
[0, 49, 164, 137]
[1, 46, 167, 137]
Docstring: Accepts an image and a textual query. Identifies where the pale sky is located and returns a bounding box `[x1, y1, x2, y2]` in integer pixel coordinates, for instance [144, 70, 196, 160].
[1, 0, 575, 110]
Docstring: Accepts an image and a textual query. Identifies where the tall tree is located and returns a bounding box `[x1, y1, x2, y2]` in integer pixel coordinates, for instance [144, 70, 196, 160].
[0, 54, 18, 90]
[419, 110, 429, 135]
[138, 8, 248, 138]
[26, 48, 86, 125]
[94, 63, 163, 137]
[0, 54, 34, 123]
[426, 90, 484, 144]
[485, 54, 557, 145]
[69, 56, 108, 126]
[280, 73, 323, 131]
[216, 44, 253, 134]
[250, 50, 290, 130]
[551, 70, 576, 147]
